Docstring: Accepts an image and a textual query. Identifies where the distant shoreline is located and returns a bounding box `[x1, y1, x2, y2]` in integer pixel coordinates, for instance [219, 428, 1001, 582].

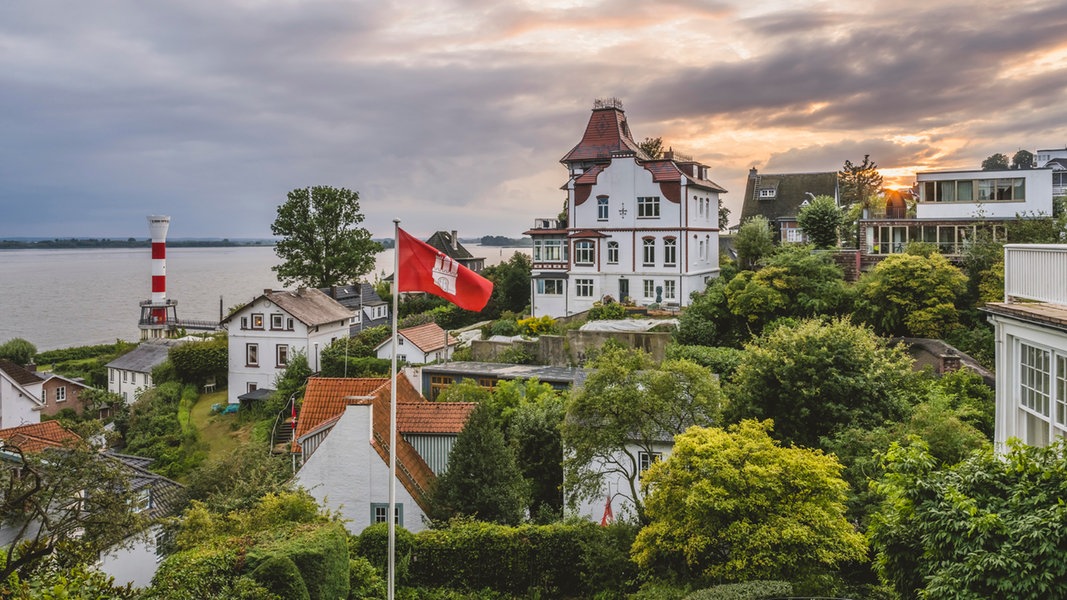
[0, 239, 276, 250]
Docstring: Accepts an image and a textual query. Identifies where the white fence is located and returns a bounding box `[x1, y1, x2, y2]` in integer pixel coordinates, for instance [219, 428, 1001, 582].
[1004, 244, 1067, 304]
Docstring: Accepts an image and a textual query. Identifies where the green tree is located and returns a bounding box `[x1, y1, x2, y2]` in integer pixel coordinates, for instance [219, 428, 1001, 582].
[797, 195, 842, 248]
[0, 338, 36, 366]
[869, 439, 1067, 599]
[981, 152, 1009, 170]
[428, 402, 528, 525]
[1, 434, 147, 582]
[507, 388, 566, 519]
[480, 252, 531, 318]
[676, 275, 749, 348]
[734, 216, 774, 270]
[168, 335, 228, 387]
[1012, 149, 1035, 169]
[857, 252, 967, 338]
[718, 198, 730, 231]
[562, 345, 722, 524]
[185, 444, 292, 513]
[728, 318, 914, 448]
[271, 186, 382, 288]
[839, 154, 883, 208]
[632, 420, 867, 587]
[639, 136, 664, 159]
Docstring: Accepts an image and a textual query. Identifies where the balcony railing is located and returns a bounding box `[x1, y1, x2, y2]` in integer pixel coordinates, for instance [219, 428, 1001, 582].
[1004, 244, 1067, 304]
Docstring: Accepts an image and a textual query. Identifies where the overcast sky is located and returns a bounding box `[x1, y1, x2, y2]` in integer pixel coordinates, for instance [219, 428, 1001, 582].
[3, 0, 1066, 240]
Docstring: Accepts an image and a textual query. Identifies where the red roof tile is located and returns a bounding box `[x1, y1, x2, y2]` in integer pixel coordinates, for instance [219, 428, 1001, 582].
[0, 421, 80, 453]
[294, 378, 390, 442]
[398, 322, 457, 354]
[560, 106, 649, 164]
[397, 401, 474, 434]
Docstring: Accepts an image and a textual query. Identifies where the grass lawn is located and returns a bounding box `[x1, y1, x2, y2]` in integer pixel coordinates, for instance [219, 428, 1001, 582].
[190, 390, 251, 462]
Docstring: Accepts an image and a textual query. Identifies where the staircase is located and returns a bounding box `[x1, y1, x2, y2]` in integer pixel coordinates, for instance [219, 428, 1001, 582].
[270, 398, 298, 454]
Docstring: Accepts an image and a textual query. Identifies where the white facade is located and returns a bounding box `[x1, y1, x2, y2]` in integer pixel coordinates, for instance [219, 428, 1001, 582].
[224, 293, 350, 405]
[0, 370, 42, 429]
[916, 168, 1054, 220]
[987, 245, 1067, 449]
[568, 440, 674, 523]
[107, 368, 153, 403]
[295, 404, 427, 533]
[97, 527, 163, 588]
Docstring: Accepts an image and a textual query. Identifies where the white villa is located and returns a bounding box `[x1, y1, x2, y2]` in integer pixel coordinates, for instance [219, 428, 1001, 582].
[527, 98, 726, 318]
[222, 288, 352, 405]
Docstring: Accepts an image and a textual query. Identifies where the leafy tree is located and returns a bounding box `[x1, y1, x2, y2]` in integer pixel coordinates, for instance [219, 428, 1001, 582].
[123, 382, 205, 478]
[723, 246, 852, 335]
[857, 252, 967, 338]
[168, 335, 228, 387]
[0, 338, 36, 366]
[271, 186, 382, 288]
[0, 434, 147, 582]
[562, 345, 722, 523]
[639, 136, 663, 159]
[632, 420, 867, 587]
[839, 154, 883, 208]
[1012, 149, 1035, 169]
[728, 318, 914, 448]
[981, 152, 1009, 170]
[870, 439, 1067, 599]
[797, 195, 842, 248]
[184, 444, 292, 513]
[733, 216, 774, 270]
[675, 275, 748, 348]
[428, 402, 528, 525]
[508, 390, 566, 520]
[717, 198, 730, 231]
[480, 252, 531, 318]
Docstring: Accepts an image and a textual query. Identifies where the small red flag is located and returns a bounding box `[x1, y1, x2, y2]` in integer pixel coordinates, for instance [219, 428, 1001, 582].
[600, 493, 614, 526]
[396, 228, 494, 312]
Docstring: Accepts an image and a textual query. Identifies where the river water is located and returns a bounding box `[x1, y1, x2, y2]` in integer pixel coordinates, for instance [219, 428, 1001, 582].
[0, 244, 529, 351]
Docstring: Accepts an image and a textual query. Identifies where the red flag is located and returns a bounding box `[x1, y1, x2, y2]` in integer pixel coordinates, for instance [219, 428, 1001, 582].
[396, 228, 494, 312]
[600, 493, 614, 526]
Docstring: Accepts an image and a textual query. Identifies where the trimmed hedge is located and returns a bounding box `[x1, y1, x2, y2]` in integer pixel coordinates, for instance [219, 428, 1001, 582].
[36, 342, 132, 365]
[683, 581, 793, 600]
[249, 555, 310, 600]
[666, 345, 745, 378]
[247, 523, 350, 600]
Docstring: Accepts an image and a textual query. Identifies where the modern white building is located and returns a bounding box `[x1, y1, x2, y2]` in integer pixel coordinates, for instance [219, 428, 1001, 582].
[222, 288, 352, 405]
[1035, 147, 1067, 199]
[985, 244, 1067, 448]
[527, 98, 726, 318]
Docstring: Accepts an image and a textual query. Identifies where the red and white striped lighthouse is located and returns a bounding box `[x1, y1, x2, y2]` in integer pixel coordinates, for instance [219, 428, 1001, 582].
[148, 215, 170, 322]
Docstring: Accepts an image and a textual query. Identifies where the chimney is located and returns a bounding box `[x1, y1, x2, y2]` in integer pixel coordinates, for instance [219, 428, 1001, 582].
[451, 230, 458, 251]
[264, 288, 273, 295]
[749, 167, 758, 178]
[330, 285, 337, 299]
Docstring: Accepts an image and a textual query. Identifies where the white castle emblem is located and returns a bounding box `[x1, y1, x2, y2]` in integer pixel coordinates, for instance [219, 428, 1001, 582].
[433, 253, 459, 294]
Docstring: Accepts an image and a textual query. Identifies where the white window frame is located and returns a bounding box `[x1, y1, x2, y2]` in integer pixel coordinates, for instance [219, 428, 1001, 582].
[56, 386, 66, 402]
[639, 451, 662, 473]
[642, 238, 655, 266]
[371, 503, 403, 526]
[271, 314, 284, 330]
[663, 238, 677, 266]
[643, 279, 655, 299]
[607, 241, 619, 265]
[663, 280, 676, 300]
[574, 240, 595, 266]
[276, 344, 289, 367]
[537, 279, 564, 295]
[251, 314, 264, 330]
[597, 196, 609, 221]
[637, 196, 660, 218]
[534, 239, 566, 262]
[246, 343, 259, 367]
[575, 279, 594, 298]
[759, 188, 776, 199]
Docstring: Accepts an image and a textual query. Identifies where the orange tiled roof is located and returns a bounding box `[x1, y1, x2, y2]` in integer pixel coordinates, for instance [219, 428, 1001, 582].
[397, 401, 474, 434]
[294, 378, 390, 442]
[399, 322, 458, 354]
[366, 375, 440, 510]
[0, 421, 80, 453]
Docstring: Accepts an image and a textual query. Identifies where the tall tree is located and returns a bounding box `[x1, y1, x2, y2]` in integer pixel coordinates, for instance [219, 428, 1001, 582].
[728, 317, 914, 448]
[839, 154, 883, 208]
[639, 136, 663, 159]
[981, 152, 1009, 170]
[797, 195, 843, 248]
[562, 345, 722, 524]
[271, 186, 382, 288]
[480, 251, 532, 318]
[1012, 149, 1035, 169]
[0, 338, 36, 366]
[632, 420, 867, 588]
[734, 215, 775, 270]
[428, 402, 528, 525]
[857, 251, 967, 338]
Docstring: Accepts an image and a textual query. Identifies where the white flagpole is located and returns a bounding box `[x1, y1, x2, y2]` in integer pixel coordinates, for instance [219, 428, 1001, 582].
[388, 219, 400, 600]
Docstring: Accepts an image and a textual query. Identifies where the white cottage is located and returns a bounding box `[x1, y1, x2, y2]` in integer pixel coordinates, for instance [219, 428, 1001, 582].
[527, 98, 726, 318]
[222, 288, 353, 405]
[292, 375, 474, 533]
[984, 244, 1067, 448]
[106, 339, 180, 403]
[0, 358, 43, 429]
[375, 322, 457, 364]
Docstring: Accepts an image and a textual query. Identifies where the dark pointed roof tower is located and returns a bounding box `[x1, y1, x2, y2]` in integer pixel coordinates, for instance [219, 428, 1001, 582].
[560, 98, 651, 165]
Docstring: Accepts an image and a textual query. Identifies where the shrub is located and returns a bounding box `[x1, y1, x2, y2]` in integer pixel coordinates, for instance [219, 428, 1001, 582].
[248, 524, 350, 600]
[348, 556, 386, 600]
[588, 301, 628, 320]
[249, 555, 310, 600]
[517, 315, 557, 335]
[169, 336, 228, 386]
[355, 523, 416, 585]
[666, 345, 744, 378]
[683, 581, 792, 600]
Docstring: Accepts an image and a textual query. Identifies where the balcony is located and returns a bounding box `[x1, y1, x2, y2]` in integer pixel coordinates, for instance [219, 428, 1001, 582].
[1004, 244, 1067, 304]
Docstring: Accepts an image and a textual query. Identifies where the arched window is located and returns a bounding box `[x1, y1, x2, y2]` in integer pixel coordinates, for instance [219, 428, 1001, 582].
[642, 238, 655, 266]
[607, 241, 619, 264]
[574, 240, 595, 266]
[597, 196, 609, 221]
[664, 238, 677, 266]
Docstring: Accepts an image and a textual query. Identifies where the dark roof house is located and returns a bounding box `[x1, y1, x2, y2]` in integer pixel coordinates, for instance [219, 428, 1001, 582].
[424, 231, 485, 273]
[739, 168, 839, 242]
[319, 282, 390, 334]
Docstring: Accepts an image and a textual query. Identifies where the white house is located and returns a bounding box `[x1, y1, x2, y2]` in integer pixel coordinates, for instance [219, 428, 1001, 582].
[527, 98, 726, 318]
[292, 375, 474, 533]
[105, 339, 180, 403]
[568, 440, 675, 523]
[0, 358, 43, 429]
[1035, 147, 1067, 199]
[984, 244, 1067, 448]
[375, 322, 457, 364]
[862, 166, 1054, 258]
[222, 288, 352, 405]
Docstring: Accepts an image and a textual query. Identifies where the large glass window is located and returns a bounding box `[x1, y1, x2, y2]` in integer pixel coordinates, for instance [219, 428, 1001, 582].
[575, 279, 593, 297]
[607, 242, 619, 264]
[574, 241, 595, 266]
[534, 239, 566, 262]
[637, 196, 660, 218]
[642, 238, 655, 266]
[664, 238, 677, 266]
[246, 343, 259, 367]
[1021, 343, 1051, 417]
[663, 280, 676, 300]
[598, 196, 609, 220]
[923, 177, 1024, 202]
[643, 279, 655, 299]
[536, 279, 564, 295]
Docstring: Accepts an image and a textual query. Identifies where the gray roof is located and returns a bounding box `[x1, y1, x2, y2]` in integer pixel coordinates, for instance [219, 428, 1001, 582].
[223, 287, 353, 327]
[318, 282, 386, 309]
[106, 452, 186, 518]
[0, 359, 42, 387]
[105, 339, 181, 374]
[421, 361, 588, 387]
[739, 169, 839, 231]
